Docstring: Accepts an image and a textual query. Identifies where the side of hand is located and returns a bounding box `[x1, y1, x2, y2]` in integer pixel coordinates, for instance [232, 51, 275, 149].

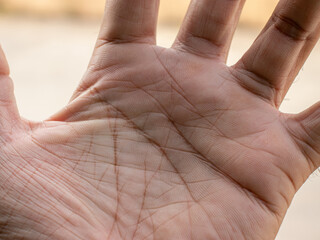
[0, 0, 319, 239]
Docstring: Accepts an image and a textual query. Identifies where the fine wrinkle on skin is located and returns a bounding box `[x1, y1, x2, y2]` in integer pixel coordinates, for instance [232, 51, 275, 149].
[93, 83, 282, 221]
[69, 46, 290, 223]
[0, 0, 319, 239]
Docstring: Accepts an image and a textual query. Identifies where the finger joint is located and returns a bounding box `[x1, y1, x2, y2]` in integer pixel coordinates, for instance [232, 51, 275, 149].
[272, 13, 311, 41]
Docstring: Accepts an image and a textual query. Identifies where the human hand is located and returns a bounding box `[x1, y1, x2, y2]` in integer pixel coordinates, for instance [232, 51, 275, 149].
[0, 0, 319, 239]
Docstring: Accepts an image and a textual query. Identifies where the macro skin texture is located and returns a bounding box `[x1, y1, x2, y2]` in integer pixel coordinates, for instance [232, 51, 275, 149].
[0, 0, 320, 239]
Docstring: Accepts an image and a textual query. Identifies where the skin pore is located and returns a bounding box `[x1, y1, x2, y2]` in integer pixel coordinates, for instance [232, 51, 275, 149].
[0, 0, 320, 239]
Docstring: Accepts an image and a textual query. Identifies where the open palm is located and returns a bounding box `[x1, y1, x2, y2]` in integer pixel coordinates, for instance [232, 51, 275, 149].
[1, 0, 320, 239]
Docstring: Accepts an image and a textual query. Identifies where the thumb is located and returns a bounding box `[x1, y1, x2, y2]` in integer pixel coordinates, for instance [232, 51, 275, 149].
[289, 102, 320, 170]
[0, 45, 21, 132]
[0, 45, 10, 75]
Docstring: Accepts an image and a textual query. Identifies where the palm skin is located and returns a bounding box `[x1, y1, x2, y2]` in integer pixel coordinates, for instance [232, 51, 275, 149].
[1, 0, 320, 240]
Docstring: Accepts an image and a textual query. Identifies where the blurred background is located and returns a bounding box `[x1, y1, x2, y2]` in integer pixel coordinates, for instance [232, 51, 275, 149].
[0, 0, 319, 239]
[0, 0, 278, 26]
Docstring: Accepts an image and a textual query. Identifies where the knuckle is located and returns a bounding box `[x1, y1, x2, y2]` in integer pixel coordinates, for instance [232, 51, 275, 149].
[272, 13, 311, 41]
[230, 64, 280, 107]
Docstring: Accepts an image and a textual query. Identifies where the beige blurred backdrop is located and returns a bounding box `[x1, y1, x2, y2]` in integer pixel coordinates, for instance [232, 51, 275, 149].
[0, 0, 278, 26]
[0, 1, 320, 240]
